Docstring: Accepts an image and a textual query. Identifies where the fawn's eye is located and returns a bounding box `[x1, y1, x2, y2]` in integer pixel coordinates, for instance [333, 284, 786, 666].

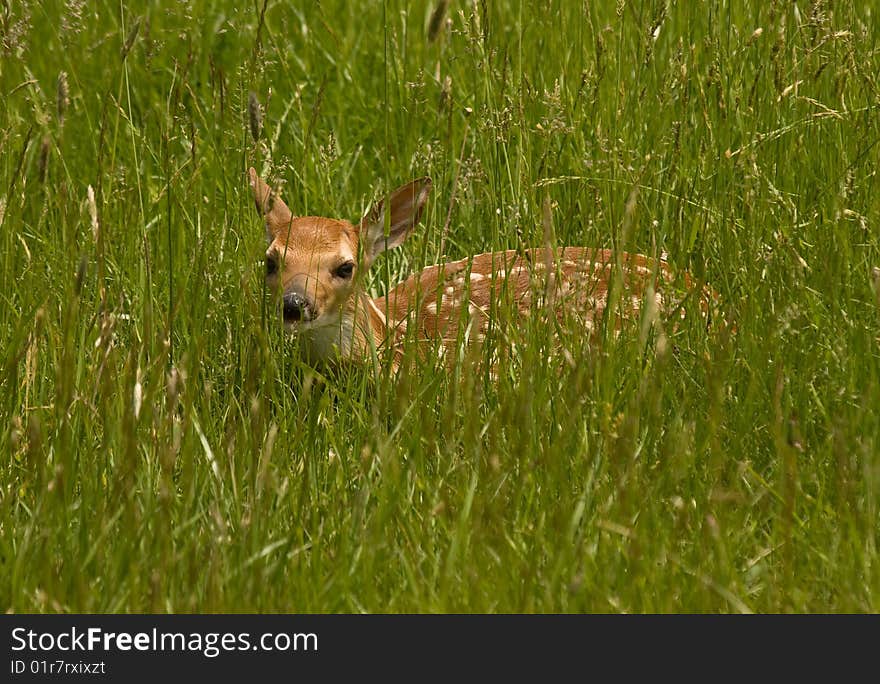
[265, 255, 278, 276]
[334, 261, 355, 280]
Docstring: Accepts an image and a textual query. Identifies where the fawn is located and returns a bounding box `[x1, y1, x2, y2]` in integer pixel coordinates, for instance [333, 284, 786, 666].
[249, 168, 713, 368]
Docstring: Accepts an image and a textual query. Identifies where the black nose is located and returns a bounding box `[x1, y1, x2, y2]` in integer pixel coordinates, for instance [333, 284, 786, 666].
[282, 292, 310, 322]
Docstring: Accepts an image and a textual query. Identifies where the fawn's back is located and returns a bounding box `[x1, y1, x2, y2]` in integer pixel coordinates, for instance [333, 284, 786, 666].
[376, 248, 696, 358]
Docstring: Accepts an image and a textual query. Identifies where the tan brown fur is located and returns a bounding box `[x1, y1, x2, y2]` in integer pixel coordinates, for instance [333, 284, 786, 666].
[267, 219, 359, 320]
[372, 248, 701, 364]
[248, 169, 715, 368]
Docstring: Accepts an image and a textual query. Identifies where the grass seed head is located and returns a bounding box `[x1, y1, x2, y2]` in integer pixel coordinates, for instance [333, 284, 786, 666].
[428, 0, 449, 42]
[87, 185, 99, 242]
[38, 137, 50, 183]
[133, 370, 143, 419]
[121, 18, 141, 59]
[439, 75, 452, 111]
[56, 72, 69, 125]
[872, 266, 880, 306]
[248, 91, 262, 142]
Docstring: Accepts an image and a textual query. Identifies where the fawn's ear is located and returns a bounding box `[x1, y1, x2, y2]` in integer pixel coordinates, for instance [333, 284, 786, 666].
[248, 167, 294, 241]
[359, 177, 432, 261]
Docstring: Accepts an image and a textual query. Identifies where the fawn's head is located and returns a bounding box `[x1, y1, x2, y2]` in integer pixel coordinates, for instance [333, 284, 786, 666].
[249, 168, 431, 331]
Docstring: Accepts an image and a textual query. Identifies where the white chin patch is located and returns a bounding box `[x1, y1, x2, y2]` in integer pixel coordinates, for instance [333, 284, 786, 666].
[285, 316, 323, 333]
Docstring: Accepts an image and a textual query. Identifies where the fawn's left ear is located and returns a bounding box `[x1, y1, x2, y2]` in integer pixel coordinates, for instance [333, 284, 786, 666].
[248, 167, 294, 242]
[360, 177, 432, 261]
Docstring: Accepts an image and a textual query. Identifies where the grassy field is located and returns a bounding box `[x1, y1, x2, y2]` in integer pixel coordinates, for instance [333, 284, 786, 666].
[1, 0, 878, 612]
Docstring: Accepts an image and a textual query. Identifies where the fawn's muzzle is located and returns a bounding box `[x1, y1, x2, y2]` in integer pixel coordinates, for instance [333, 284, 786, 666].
[282, 292, 313, 322]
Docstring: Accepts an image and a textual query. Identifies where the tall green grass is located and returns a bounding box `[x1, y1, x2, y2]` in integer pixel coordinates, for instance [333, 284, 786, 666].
[1, 0, 878, 612]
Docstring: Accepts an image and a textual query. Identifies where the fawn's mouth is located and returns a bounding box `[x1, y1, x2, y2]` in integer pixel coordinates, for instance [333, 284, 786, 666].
[283, 308, 316, 324]
[283, 311, 330, 333]
[282, 292, 316, 324]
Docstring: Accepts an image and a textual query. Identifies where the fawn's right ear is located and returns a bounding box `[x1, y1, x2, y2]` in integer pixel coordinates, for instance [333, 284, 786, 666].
[249, 167, 294, 242]
[359, 177, 432, 263]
